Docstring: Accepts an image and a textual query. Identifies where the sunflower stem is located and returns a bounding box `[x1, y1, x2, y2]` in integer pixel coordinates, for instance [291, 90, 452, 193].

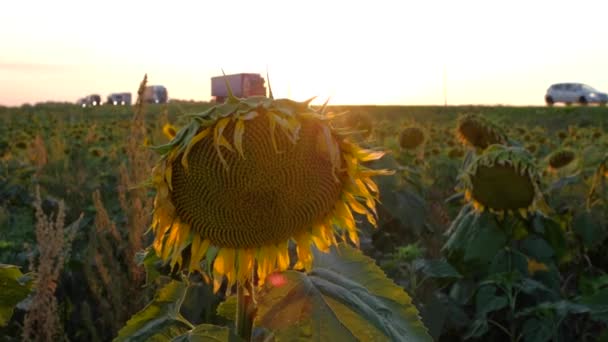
[236, 280, 255, 341]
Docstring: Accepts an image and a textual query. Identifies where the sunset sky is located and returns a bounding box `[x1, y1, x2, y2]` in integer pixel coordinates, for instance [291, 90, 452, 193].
[1, 0, 607, 106]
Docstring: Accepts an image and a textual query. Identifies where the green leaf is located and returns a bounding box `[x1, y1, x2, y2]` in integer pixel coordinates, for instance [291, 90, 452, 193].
[521, 316, 554, 342]
[114, 280, 192, 342]
[215, 295, 236, 322]
[475, 284, 508, 317]
[463, 318, 489, 339]
[0, 264, 33, 327]
[254, 244, 432, 341]
[382, 190, 427, 235]
[578, 287, 608, 323]
[516, 300, 590, 319]
[534, 217, 568, 262]
[443, 207, 477, 256]
[521, 236, 554, 260]
[463, 214, 508, 263]
[572, 211, 606, 249]
[413, 259, 461, 279]
[171, 324, 229, 342]
[489, 249, 528, 276]
[138, 248, 162, 285]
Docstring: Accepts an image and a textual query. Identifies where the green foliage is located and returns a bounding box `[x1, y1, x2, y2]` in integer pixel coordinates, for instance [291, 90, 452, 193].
[3, 103, 608, 340]
[0, 264, 33, 327]
[254, 244, 431, 341]
[114, 280, 192, 342]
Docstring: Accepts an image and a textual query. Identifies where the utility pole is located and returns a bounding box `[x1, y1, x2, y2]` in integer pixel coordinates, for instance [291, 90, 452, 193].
[443, 65, 447, 107]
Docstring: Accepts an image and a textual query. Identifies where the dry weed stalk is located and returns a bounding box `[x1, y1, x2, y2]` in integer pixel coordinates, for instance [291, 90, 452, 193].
[122, 74, 155, 282]
[23, 187, 80, 342]
[84, 76, 157, 336]
[84, 123, 98, 144]
[86, 190, 134, 334]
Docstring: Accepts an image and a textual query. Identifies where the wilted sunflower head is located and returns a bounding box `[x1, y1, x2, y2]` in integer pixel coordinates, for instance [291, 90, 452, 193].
[456, 113, 507, 150]
[547, 148, 576, 171]
[150, 95, 391, 291]
[398, 127, 425, 149]
[459, 145, 547, 218]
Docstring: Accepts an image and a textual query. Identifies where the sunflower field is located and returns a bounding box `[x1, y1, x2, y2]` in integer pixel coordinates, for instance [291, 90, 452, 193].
[1, 81, 608, 341]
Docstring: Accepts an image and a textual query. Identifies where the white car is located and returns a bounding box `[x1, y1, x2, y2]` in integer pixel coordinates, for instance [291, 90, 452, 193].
[545, 83, 608, 106]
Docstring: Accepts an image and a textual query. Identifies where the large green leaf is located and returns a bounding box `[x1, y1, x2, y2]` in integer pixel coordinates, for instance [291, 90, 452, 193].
[475, 285, 508, 317]
[254, 244, 431, 341]
[171, 324, 229, 342]
[572, 211, 606, 249]
[413, 259, 461, 279]
[114, 280, 192, 342]
[0, 264, 33, 326]
[578, 287, 608, 323]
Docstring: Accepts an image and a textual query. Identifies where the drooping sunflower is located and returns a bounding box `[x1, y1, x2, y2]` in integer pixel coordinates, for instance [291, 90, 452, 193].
[398, 127, 425, 150]
[456, 113, 507, 150]
[547, 148, 576, 172]
[150, 95, 391, 291]
[459, 145, 548, 218]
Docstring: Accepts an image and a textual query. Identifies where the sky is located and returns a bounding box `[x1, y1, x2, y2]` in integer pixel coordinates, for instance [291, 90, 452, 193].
[1, 0, 607, 106]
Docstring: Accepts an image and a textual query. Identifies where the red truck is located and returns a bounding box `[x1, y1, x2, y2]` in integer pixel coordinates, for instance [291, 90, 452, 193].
[211, 73, 266, 103]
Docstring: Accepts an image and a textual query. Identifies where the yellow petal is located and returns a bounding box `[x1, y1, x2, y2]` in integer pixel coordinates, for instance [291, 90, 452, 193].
[189, 236, 210, 273]
[165, 165, 173, 191]
[267, 112, 282, 153]
[345, 193, 368, 216]
[213, 248, 236, 292]
[276, 241, 290, 271]
[213, 118, 236, 169]
[181, 128, 211, 170]
[257, 245, 278, 286]
[311, 224, 331, 252]
[335, 201, 355, 232]
[233, 119, 246, 159]
[236, 248, 254, 283]
[356, 147, 386, 162]
[294, 233, 313, 271]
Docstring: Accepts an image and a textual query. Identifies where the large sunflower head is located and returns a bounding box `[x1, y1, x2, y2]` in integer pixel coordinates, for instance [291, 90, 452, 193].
[150, 96, 391, 291]
[456, 113, 507, 150]
[459, 145, 547, 218]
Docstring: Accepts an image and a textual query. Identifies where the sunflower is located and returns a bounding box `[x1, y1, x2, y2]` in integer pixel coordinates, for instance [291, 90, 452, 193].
[398, 127, 425, 149]
[456, 113, 507, 150]
[150, 95, 391, 291]
[162, 123, 177, 140]
[459, 145, 547, 218]
[547, 148, 576, 172]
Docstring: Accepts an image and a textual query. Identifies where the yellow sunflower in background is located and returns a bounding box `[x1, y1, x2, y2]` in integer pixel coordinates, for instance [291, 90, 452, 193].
[150, 95, 391, 291]
[162, 123, 178, 140]
[459, 145, 549, 219]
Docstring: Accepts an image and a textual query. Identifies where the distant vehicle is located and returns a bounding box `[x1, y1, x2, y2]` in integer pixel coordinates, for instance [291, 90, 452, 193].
[211, 73, 266, 103]
[106, 92, 132, 106]
[77, 94, 101, 108]
[545, 83, 608, 106]
[144, 85, 168, 104]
